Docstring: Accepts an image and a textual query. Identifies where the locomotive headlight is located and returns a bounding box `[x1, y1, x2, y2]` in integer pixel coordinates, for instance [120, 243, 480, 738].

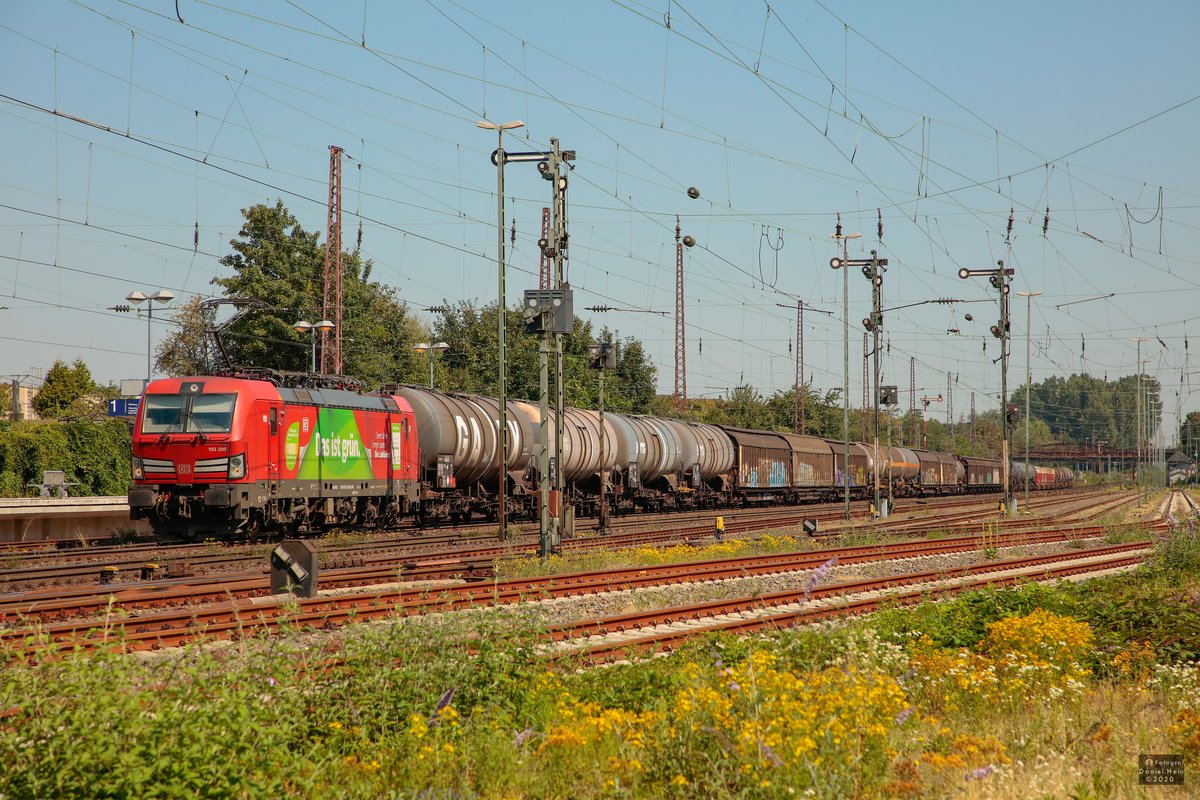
[228, 453, 246, 479]
[132, 457, 144, 480]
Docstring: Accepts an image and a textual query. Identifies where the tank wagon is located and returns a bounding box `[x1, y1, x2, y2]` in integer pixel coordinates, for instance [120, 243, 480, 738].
[128, 375, 1075, 538]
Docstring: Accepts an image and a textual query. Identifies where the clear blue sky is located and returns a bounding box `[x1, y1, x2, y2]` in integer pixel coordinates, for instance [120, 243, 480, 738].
[2, 0, 1198, 444]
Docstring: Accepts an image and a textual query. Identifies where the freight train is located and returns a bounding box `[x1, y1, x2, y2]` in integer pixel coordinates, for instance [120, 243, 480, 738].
[127, 374, 1073, 538]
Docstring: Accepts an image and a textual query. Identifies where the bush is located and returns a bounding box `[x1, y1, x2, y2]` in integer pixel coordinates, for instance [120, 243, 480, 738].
[0, 419, 131, 496]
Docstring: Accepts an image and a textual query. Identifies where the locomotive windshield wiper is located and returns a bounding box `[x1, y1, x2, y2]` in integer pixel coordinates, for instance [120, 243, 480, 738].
[157, 399, 190, 444]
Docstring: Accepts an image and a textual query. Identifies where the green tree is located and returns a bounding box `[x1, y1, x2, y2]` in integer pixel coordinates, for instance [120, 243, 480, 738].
[164, 201, 426, 386]
[1022, 372, 1158, 449]
[155, 297, 222, 377]
[1181, 411, 1200, 460]
[430, 302, 658, 413]
[33, 359, 105, 419]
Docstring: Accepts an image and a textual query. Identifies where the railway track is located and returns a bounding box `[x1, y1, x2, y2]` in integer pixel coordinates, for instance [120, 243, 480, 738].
[555, 545, 1149, 663]
[0, 489, 1115, 593]
[0, 520, 1161, 626]
[0, 491, 1123, 623]
[4, 513, 1160, 655]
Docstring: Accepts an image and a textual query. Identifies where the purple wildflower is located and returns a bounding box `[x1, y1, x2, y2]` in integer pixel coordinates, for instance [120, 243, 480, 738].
[513, 728, 533, 748]
[967, 765, 995, 781]
[1168, 512, 1179, 529]
[267, 677, 276, 687]
[758, 741, 785, 767]
[804, 556, 839, 600]
[428, 687, 457, 727]
[728, 682, 740, 692]
[894, 707, 913, 724]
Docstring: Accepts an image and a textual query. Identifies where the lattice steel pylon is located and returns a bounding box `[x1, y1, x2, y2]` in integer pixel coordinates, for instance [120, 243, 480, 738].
[796, 300, 804, 433]
[909, 356, 916, 448]
[538, 206, 552, 290]
[971, 392, 977, 442]
[321, 145, 344, 375]
[947, 371, 953, 424]
[674, 216, 686, 413]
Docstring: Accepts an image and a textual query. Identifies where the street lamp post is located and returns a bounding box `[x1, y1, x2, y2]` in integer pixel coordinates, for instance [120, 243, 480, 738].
[829, 222, 862, 521]
[1016, 291, 1042, 512]
[477, 118, 524, 541]
[125, 289, 175, 384]
[413, 342, 449, 389]
[1130, 338, 1148, 495]
[959, 261, 1015, 517]
[293, 319, 335, 373]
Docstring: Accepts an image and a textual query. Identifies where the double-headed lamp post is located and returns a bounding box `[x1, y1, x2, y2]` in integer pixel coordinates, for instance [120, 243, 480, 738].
[414, 342, 450, 388]
[1015, 291, 1041, 512]
[829, 222, 862, 521]
[293, 319, 335, 373]
[125, 289, 175, 384]
[477, 118, 525, 541]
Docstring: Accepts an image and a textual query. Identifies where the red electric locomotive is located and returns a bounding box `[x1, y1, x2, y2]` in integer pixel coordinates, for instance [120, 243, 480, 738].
[128, 376, 421, 537]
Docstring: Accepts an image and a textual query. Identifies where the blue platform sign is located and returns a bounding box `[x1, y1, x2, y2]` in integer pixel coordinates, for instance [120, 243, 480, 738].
[107, 397, 141, 417]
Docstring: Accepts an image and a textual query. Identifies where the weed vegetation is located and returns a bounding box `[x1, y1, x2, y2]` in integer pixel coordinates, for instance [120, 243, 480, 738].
[496, 532, 805, 579]
[4, 526, 1200, 798]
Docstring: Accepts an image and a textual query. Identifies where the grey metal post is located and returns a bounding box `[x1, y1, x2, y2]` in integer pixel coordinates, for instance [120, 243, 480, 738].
[598, 363, 608, 535]
[539, 319, 551, 557]
[1000, 270, 1012, 517]
[145, 304, 153, 383]
[1017, 291, 1041, 512]
[551, 138, 568, 541]
[871, 251, 883, 520]
[1131, 337, 1147, 496]
[497, 135, 508, 540]
[843, 239, 850, 520]
[958, 262, 1014, 517]
[830, 223, 861, 521]
[478, 119, 524, 540]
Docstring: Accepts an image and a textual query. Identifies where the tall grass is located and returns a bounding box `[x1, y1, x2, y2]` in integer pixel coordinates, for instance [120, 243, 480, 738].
[5, 528, 1200, 798]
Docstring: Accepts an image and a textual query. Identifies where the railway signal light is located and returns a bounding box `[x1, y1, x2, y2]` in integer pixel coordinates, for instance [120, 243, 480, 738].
[880, 385, 898, 405]
[588, 341, 616, 370]
[1006, 403, 1021, 425]
[270, 540, 318, 598]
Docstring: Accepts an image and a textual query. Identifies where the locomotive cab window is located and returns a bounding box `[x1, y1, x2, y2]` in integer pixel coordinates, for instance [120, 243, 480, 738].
[189, 394, 236, 433]
[141, 392, 237, 434]
[141, 395, 186, 433]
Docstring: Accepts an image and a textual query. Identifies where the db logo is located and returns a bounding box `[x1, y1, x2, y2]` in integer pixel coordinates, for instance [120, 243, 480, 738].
[178, 464, 192, 474]
[302, 418, 310, 433]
